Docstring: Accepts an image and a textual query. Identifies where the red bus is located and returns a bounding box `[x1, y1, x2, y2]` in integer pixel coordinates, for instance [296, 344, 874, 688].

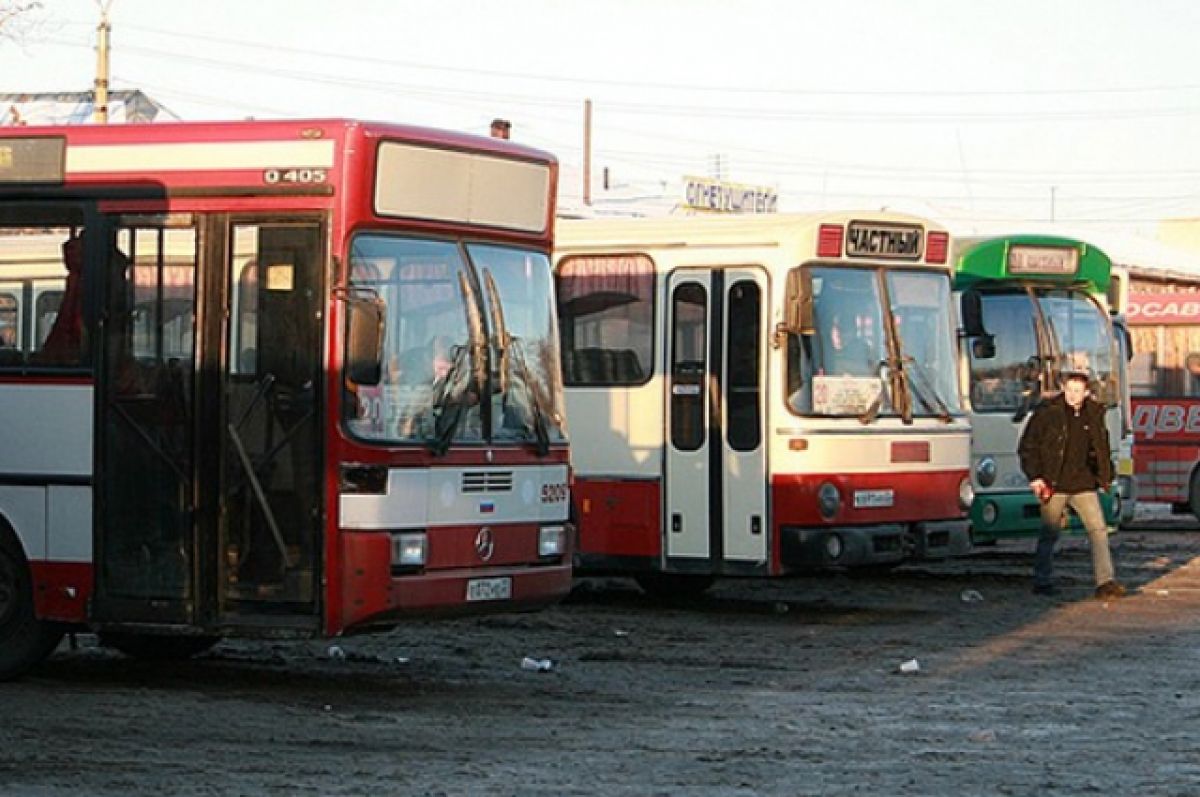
[0, 119, 572, 679]
[1127, 286, 1200, 517]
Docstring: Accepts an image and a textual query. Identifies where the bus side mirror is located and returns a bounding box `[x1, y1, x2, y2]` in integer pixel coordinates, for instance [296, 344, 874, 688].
[783, 268, 816, 335]
[960, 289, 987, 337]
[347, 296, 384, 386]
[972, 334, 996, 359]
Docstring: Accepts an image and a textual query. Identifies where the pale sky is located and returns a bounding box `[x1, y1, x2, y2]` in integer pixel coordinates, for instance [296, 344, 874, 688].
[3, 0, 1200, 238]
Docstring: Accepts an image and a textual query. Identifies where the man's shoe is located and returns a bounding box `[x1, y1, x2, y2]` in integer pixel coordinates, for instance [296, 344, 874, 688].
[1094, 581, 1127, 600]
[1032, 583, 1058, 596]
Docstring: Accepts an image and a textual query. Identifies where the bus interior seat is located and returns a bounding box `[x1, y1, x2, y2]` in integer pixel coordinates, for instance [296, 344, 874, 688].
[568, 347, 611, 383]
[610, 349, 644, 382]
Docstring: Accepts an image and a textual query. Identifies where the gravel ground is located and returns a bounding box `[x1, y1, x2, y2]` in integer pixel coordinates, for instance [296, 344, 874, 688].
[3, 511, 1200, 796]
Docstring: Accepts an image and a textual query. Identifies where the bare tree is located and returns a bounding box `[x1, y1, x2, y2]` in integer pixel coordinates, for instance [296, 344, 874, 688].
[0, 1, 44, 46]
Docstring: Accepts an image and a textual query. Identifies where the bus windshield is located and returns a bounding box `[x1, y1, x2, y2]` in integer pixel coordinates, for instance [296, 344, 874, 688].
[968, 287, 1117, 413]
[344, 234, 565, 446]
[470, 243, 566, 447]
[787, 266, 960, 418]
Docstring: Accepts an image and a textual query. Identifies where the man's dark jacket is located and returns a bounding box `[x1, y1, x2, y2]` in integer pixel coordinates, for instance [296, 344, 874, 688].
[1018, 393, 1114, 490]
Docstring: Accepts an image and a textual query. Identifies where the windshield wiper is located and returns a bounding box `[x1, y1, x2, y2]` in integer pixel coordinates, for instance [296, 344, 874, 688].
[482, 269, 551, 456]
[858, 359, 888, 425]
[508, 337, 551, 456]
[903, 356, 952, 422]
[428, 271, 488, 456]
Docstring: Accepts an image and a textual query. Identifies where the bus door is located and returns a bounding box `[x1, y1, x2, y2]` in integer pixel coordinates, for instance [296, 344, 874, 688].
[664, 268, 767, 574]
[217, 221, 324, 621]
[721, 271, 767, 569]
[94, 218, 201, 624]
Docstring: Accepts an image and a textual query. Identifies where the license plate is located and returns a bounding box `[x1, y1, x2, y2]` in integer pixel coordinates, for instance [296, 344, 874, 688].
[853, 489, 894, 508]
[466, 577, 512, 602]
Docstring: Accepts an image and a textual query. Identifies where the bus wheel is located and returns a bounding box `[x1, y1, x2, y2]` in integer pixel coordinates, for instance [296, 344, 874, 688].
[1189, 470, 1200, 523]
[634, 572, 715, 601]
[99, 632, 222, 661]
[0, 535, 65, 681]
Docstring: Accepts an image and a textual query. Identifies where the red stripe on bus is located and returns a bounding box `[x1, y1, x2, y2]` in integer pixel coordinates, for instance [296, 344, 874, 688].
[572, 478, 662, 560]
[337, 529, 572, 632]
[770, 469, 967, 528]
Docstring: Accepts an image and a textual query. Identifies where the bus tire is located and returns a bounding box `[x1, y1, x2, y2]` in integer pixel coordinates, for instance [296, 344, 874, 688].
[1189, 469, 1200, 523]
[99, 632, 222, 661]
[0, 532, 65, 681]
[634, 572, 715, 600]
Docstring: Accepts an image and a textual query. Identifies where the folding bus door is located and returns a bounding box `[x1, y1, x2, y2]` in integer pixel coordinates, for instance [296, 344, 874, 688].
[720, 270, 767, 571]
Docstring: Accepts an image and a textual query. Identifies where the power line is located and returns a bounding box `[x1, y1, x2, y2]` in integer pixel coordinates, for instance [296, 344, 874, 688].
[101, 21, 1200, 102]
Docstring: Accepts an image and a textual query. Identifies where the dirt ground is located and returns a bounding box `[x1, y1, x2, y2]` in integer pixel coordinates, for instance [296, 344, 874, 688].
[4, 509, 1200, 796]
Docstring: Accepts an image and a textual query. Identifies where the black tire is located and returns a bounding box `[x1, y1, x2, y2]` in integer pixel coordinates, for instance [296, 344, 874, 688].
[634, 572, 715, 601]
[0, 534, 65, 681]
[99, 632, 222, 661]
[1189, 469, 1200, 524]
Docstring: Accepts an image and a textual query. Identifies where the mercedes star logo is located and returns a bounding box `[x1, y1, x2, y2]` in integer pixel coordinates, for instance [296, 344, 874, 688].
[474, 527, 495, 561]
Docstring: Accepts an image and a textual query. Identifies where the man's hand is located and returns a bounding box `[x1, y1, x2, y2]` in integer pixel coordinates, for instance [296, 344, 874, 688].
[1029, 478, 1052, 502]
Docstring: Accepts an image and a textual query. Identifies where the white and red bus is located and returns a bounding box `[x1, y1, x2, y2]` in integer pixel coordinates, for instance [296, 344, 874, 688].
[0, 119, 572, 679]
[1127, 285, 1200, 517]
[554, 212, 972, 596]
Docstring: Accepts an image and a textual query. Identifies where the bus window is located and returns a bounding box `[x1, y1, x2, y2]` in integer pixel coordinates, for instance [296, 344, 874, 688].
[1131, 321, 1200, 398]
[1040, 290, 1118, 404]
[670, 282, 706, 451]
[969, 291, 1039, 412]
[789, 267, 886, 416]
[888, 269, 962, 415]
[556, 254, 653, 386]
[346, 235, 483, 444]
[469, 244, 566, 445]
[0, 291, 18, 355]
[726, 279, 761, 451]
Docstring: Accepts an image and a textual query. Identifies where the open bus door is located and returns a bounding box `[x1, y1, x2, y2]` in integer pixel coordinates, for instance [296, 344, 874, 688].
[664, 268, 768, 577]
[92, 217, 325, 631]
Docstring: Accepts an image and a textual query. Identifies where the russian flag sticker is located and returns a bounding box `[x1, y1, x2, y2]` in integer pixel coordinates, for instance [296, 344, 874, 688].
[480, 501, 495, 514]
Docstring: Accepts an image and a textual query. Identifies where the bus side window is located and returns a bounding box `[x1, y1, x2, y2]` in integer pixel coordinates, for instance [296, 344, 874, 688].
[35, 231, 86, 367]
[0, 291, 20, 364]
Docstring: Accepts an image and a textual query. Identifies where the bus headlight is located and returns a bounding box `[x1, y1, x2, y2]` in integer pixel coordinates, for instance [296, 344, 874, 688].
[817, 482, 841, 520]
[958, 477, 975, 511]
[975, 457, 997, 488]
[391, 532, 428, 568]
[539, 525, 565, 557]
[1118, 476, 1133, 500]
[981, 501, 998, 525]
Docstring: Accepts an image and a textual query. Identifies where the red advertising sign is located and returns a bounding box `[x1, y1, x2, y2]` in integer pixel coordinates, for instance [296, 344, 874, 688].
[1132, 398, 1200, 441]
[1127, 291, 1200, 325]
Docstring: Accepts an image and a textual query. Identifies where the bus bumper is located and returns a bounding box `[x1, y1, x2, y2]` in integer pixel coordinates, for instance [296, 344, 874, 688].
[970, 490, 1119, 543]
[780, 520, 969, 570]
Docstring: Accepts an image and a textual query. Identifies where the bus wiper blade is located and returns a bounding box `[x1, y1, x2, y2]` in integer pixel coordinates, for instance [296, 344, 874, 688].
[508, 338, 551, 456]
[858, 360, 887, 425]
[1012, 386, 1038, 424]
[428, 346, 473, 456]
[904, 357, 952, 422]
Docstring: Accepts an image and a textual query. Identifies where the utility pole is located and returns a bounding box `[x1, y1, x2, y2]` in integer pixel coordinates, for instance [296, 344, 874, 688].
[93, 1, 114, 124]
[710, 153, 725, 180]
[1050, 185, 1057, 222]
[583, 99, 592, 206]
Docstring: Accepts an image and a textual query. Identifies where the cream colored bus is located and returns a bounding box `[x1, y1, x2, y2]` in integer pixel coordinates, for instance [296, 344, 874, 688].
[555, 212, 972, 596]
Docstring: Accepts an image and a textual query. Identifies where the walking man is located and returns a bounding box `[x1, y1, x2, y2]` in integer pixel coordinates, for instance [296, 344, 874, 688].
[1018, 369, 1126, 599]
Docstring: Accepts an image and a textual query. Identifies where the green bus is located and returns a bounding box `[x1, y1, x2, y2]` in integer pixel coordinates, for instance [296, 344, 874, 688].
[955, 235, 1127, 542]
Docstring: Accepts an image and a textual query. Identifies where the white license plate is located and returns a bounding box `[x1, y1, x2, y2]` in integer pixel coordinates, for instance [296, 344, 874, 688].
[853, 489, 894, 508]
[466, 577, 513, 602]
